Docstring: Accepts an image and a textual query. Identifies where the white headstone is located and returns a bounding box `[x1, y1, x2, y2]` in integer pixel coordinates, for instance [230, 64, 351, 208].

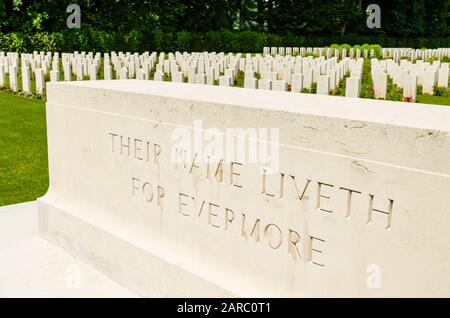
[258, 79, 272, 90]
[35, 68, 45, 94]
[438, 68, 449, 88]
[272, 80, 288, 92]
[104, 65, 112, 80]
[219, 75, 232, 87]
[244, 77, 257, 89]
[345, 77, 360, 98]
[9, 66, 18, 92]
[403, 74, 417, 101]
[21, 66, 31, 95]
[291, 74, 303, 93]
[317, 75, 330, 95]
[172, 72, 183, 83]
[423, 70, 437, 95]
[373, 72, 388, 99]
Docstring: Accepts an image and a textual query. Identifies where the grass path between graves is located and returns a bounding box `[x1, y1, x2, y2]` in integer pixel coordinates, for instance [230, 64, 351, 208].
[0, 91, 48, 206]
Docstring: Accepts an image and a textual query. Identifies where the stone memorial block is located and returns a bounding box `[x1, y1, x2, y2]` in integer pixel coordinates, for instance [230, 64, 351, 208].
[40, 81, 450, 297]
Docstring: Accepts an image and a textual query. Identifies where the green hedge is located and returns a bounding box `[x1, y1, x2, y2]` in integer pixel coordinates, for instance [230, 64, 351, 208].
[1, 30, 449, 53]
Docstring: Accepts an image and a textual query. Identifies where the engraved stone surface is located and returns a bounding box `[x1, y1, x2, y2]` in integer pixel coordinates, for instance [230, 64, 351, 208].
[39, 80, 450, 297]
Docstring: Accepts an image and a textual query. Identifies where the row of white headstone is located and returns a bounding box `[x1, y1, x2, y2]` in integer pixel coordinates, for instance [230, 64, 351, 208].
[263, 46, 375, 60]
[0, 50, 448, 101]
[371, 59, 449, 101]
[152, 52, 366, 97]
[262, 46, 450, 62]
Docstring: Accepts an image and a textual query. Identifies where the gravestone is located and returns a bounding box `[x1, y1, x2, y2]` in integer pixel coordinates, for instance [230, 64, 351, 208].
[39, 80, 450, 297]
[219, 75, 232, 87]
[423, 70, 436, 95]
[9, 66, 18, 92]
[438, 68, 449, 88]
[373, 72, 388, 99]
[35, 68, 45, 94]
[258, 79, 272, 90]
[0, 64, 4, 88]
[21, 66, 31, 95]
[272, 80, 287, 92]
[345, 77, 361, 98]
[403, 75, 417, 101]
[291, 74, 303, 93]
[317, 75, 330, 95]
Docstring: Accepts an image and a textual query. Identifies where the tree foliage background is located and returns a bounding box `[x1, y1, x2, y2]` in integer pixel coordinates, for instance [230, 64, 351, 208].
[0, 0, 449, 51]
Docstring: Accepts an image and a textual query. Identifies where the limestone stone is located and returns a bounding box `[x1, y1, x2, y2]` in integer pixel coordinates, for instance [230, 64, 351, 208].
[21, 66, 31, 95]
[272, 80, 288, 92]
[0, 64, 5, 88]
[403, 74, 417, 101]
[195, 73, 207, 85]
[50, 70, 60, 82]
[423, 70, 436, 95]
[35, 68, 45, 94]
[291, 74, 303, 93]
[104, 65, 112, 80]
[373, 72, 388, 99]
[258, 78, 272, 90]
[9, 66, 18, 92]
[438, 68, 449, 88]
[219, 75, 232, 87]
[317, 75, 330, 95]
[154, 70, 164, 82]
[244, 77, 257, 89]
[303, 69, 313, 89]
[119, 68, 128, 80]
[41, 80, 450, 297]
[345, 77, 360, 98]
[172, 72, 183, 83]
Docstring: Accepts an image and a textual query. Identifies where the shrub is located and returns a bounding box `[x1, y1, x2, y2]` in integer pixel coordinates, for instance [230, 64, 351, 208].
[433, 86, 450, 97]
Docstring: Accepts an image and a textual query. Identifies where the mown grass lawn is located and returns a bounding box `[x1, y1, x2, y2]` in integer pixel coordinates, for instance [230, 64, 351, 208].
[416, 94, 450, 106]
[0, 91, 48, 206]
